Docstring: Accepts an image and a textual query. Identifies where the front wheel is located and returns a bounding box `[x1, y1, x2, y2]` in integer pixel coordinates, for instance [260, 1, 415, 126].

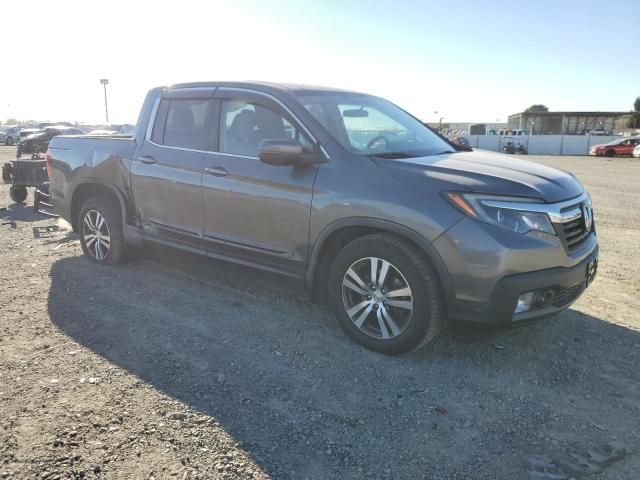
[606, 149, 615, 157]
[6, 136, 14, 146]
[329, 233, 444, 354]
[78, 196, 127, 265]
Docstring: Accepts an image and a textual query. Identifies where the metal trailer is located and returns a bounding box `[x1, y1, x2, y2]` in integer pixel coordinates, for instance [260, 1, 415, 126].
[2, 158, 57, 216]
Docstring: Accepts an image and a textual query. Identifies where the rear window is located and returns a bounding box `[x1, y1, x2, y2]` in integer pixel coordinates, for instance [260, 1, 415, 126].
[151, 99, 209, 150]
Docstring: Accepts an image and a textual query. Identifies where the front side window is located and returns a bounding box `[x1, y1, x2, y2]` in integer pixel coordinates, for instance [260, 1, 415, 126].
[296, 92, 453, 158]
[219, 99, 312, 157]
[153, 99, 209, 150]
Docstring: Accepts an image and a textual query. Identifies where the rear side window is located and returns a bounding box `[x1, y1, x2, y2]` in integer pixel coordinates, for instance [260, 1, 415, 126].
[151, 98, 209, 150]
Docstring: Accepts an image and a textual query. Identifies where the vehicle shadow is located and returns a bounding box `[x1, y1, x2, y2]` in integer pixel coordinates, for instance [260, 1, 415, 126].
[1, 198, 45, 223]
[47, 251, 640, 479]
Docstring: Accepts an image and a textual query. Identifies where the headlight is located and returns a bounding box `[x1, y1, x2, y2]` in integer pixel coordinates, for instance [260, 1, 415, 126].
[444, 192, 555, 235]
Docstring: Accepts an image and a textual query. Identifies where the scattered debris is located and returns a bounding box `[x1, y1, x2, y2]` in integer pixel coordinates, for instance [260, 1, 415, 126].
[32, 225, 60, 239]
[527, 443, 628, 479]
[222, 334, 239, 344]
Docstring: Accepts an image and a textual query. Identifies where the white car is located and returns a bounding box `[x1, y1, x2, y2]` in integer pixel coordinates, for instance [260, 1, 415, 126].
[634, 144, 640, 158]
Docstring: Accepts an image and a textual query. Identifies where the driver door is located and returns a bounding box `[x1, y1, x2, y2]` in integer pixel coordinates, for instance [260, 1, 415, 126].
[200, 89, 319, 276]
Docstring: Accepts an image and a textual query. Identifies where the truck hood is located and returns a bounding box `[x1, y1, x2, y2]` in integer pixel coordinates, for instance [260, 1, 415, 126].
[377, 150, 584, 202]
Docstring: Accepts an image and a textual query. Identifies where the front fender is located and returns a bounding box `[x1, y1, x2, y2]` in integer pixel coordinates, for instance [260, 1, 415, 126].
[306, 217, 455, 304]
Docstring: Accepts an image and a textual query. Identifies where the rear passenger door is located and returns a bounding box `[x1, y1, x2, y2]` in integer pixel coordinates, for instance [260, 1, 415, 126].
[131, 89, 215, 246]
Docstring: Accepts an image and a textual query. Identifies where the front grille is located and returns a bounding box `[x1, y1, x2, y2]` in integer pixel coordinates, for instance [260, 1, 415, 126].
[562, 218, 590, 250]
[555, 202, 594, 253]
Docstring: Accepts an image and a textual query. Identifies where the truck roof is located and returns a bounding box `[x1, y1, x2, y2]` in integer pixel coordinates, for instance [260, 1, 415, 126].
[168, 81, 359, 96]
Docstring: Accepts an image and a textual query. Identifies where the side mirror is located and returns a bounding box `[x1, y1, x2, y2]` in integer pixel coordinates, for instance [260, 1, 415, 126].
[258, 139, 318, 166]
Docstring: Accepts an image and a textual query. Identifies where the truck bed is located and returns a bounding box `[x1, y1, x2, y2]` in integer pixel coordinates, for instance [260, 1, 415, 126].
[47, 135, 138, 225]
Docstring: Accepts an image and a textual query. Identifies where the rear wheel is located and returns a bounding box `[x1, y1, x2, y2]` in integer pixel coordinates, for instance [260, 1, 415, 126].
[6, 136, 14, 146]
[329, 233, 444, 354]
[78, 196, 127, 265]
[9, 186, 27, 203]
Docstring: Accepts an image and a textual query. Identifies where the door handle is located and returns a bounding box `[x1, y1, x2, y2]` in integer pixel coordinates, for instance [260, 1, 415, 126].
[136, 156, 157, 165]
[204, 166, 229, 177]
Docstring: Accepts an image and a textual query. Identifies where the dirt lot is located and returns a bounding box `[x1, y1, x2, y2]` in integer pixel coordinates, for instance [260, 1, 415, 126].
[1, 146, 639, 479]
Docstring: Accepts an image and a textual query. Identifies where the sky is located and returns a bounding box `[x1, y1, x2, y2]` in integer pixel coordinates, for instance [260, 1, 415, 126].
[1, 0, 638, 125]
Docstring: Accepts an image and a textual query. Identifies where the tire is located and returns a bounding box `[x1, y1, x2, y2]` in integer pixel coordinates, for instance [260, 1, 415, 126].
[606, 149, 615, 157]
[328, 233, 444, 354]
[9, 186, 28, 203]
[78, 195, 127, 265]
[6, 136, 14, 146]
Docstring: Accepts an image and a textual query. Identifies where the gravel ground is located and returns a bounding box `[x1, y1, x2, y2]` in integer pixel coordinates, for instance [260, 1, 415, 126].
[1, 146, 639, 479]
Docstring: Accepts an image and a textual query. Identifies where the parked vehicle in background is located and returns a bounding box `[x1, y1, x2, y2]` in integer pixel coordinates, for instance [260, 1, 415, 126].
[115, 123, 136, 135]
[502, 137, 528, 154]
[589, 137, 640, 157]
[48, 81, 598, 354]
[499, 129, 528, 136]
[633, 144, 640, 158]
[88, 124, 136, 136]
[18, 128, 40, 140]
[0, 126, 22, 145]
[588, 129, 609, 136]
[17, 126, 85, 157]
[89, 129, 119, 136]
[449, 135, 470, 148]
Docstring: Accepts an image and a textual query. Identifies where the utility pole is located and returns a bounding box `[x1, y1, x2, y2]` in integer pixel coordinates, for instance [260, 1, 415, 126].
[100, 79, 109, 124]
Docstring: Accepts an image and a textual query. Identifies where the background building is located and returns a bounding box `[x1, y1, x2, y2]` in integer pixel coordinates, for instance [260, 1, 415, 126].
[508, 111, 632, 135]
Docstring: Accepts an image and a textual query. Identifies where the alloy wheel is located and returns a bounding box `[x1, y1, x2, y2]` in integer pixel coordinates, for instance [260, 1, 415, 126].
[341, 257, 414, 340]
[82, 209, 111, 261]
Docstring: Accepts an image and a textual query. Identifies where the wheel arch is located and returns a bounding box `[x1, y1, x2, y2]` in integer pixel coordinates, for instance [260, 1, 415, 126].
[306, 217, 455, 306]
[69, 179, 128, 232]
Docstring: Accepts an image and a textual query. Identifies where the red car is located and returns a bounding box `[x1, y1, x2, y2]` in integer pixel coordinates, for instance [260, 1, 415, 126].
[590, 137, 640, 157]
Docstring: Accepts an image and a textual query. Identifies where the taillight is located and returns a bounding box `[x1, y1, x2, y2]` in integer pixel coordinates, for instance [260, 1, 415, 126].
[45, 148, 53, 179]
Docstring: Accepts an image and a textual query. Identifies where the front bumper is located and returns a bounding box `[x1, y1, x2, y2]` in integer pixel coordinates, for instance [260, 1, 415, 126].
[447, 245, 598, 325]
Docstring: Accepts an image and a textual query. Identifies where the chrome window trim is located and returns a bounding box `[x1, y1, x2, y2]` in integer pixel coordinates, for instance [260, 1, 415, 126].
[145, 88, 330, 161]
[145, 97, 161, 142]
[145, 139, 212, 155]
[167, 87, 216, 93]
[216, 87, 318, 144]
[144, 97, 212, 154]
[482, 192, 590, 224]
[206, 151, 258, 160]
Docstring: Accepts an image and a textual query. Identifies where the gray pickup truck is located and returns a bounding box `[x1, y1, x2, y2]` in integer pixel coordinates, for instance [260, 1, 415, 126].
[47, 82, 598, 354]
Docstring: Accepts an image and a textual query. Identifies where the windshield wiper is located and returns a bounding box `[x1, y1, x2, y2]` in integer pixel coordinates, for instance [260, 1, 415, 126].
[369, 152, 416, 159]
[433, 150, 456, 156]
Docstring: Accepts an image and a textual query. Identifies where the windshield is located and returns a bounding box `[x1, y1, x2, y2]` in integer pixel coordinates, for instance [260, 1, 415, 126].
[295, 92, 453, 157]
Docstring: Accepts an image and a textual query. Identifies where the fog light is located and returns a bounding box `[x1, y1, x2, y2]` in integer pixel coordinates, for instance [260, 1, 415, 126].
[515, 292, 535, 313]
